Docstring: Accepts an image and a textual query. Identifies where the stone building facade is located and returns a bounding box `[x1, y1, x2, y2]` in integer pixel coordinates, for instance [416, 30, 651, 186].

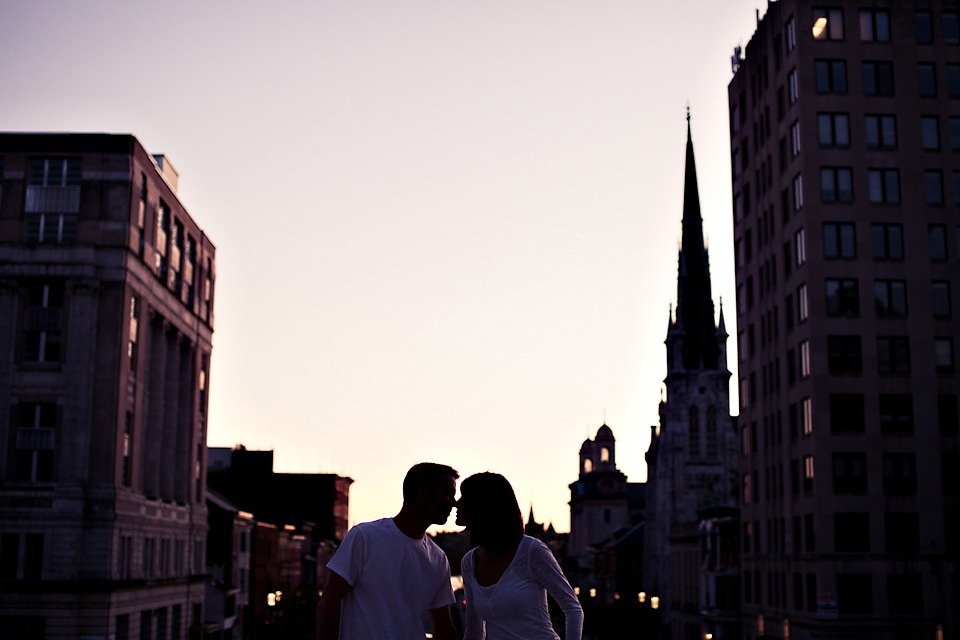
[0, 133, 216, 639]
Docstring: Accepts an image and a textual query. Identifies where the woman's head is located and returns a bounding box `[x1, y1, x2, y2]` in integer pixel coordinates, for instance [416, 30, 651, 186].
[456, 472, 523, 553]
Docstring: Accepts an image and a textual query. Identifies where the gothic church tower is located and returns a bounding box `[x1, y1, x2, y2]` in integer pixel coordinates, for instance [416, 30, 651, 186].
[643, 116, 739, 629]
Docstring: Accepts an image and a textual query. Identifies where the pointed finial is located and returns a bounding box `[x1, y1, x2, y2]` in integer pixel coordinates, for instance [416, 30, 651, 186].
[686, 102, 691, 123]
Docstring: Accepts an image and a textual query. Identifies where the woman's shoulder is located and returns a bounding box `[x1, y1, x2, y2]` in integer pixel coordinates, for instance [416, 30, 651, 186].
[461, 547, 478, 575]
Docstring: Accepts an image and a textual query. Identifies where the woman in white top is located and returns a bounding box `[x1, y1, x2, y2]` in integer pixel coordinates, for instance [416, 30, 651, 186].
[456, 472, 583, 640]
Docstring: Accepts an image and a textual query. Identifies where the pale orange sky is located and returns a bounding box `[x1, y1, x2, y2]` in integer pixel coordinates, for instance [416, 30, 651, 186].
[1, 0, 765, 532]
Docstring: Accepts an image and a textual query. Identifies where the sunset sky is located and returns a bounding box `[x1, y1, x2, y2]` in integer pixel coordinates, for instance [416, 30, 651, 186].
[2, 0, 764, 532]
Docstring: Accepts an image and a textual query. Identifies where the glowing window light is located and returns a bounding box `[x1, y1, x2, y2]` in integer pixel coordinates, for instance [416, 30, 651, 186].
[638, 592, 646, 603]
[589, 588, 597, 598]
[812, 17, 828, 38]
[651, 596, 660, 610]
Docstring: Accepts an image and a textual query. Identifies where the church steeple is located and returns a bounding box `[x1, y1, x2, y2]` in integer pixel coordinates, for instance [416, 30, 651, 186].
[674, 111, 720, 370]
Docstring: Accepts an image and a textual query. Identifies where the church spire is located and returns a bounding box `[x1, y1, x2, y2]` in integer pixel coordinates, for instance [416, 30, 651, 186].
[674, 111, 719, 370]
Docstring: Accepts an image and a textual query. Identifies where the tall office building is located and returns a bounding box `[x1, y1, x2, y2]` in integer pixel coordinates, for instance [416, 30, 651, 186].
[0, 133, 216, 639]
[729, 3, 960, 639]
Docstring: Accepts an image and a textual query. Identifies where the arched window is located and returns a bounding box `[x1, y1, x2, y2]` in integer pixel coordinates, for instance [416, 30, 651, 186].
[706, 405, 718, 458]
[688, 406, 700, 456]
[583, 458, 593, 473]
[600, 447, 610, 463]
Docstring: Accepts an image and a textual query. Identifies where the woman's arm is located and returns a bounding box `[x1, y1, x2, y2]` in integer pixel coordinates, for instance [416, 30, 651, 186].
[529, 541, 583, 640]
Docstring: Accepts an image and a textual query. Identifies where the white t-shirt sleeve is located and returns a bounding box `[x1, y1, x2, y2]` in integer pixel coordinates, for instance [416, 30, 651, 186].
[326, 525, 366, 586]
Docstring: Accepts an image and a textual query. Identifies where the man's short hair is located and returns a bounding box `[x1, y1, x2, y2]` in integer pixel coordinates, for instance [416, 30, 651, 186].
[402, 462, 459, 502]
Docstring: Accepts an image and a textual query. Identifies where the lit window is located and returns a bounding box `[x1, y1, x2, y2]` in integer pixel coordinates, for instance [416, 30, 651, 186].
[795, 229, 807, 267]
[786, 17, 797, 52]
[812, 7, 844, 40]
[797, 283, 809, 321]
[788, 68, 799, 104]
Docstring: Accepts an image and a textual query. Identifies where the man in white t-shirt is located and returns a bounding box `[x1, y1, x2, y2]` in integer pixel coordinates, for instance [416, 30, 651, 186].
[317, 462, 459, 640]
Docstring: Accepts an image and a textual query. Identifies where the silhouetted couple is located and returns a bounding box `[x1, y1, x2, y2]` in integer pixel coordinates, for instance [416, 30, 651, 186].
[317, 462, 583, 640]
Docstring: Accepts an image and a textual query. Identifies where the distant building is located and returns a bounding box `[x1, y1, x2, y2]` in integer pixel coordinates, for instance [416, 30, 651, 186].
[643, 117, 740, 640]
[207, 446, 352, 544]
[205, 490, 254, 640]
[730, 2, 960, 639]
[568, 424, 644, 603]
[0, 133, 216, 639]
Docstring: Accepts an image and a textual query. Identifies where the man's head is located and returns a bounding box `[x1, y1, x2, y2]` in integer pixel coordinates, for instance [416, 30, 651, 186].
[402, 462, 459, 526]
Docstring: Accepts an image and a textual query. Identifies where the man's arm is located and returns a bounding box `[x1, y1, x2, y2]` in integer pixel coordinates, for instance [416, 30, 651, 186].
[317, 571, 352, 640]
[428, 605, 457, 640]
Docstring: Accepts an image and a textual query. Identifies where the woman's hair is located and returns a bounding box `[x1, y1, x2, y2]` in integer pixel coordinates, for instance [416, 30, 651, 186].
[459, 472, 524, 554]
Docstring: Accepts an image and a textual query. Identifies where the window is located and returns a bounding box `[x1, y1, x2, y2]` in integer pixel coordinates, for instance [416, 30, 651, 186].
[786, 17, 796, 52]
[826, 278, 859, 316]
[795, 228, 806, 266]
[742, 473, 752, 504]
[830, 393, 865, 432]
[933, 281, 952, 317]
[868, 168, 900, 203]
[947, 64, 960, 97]
[10, 402, 57, 483]
[862, 62, 894, 96]
[918, 63, 937, 96]
[827, 335, 862, 374]
[888, 574, 924, 615]
[882, 453, 917, 494]
[802, 397, 813, 436]
[930, 225, 948, 261]
[802, 454, 814, 493]
[939, 394, 959, 434]
[925, 171, 944, 204]
[820, 167, 853, 202]
[837, 574, 873, 614]
[885, 512, 920, 554]
[128, 296, 140, 371]
[945, 12, 960, 43]
[815, 59, 848, 93]
[864, 114, 896, 148]
[792, 174, 804, 211]
[22, 282, 64, 363]
[790, 120, 801, 157]
[823, 222, 855, 258]
[732, 148, 742, 179]
[832, 454, 868, 494]
[872, 224, 904, 260]
[818, 112, 850, 147]
[916, 11, 933, 43]
[797, 283, 809, 320]
[875, 280, 907, 317]
[812, 7, 844, 40]
[788, 68, 799, 104]
[859, 9, 891, 42]
[834, 513, 870, 551]
[879, 394, 914, 434]
[877, 336, 910, 374]
[935, 337, 955, 374]
[800, 340, 811, 378]
[921, 116, 940, 149]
